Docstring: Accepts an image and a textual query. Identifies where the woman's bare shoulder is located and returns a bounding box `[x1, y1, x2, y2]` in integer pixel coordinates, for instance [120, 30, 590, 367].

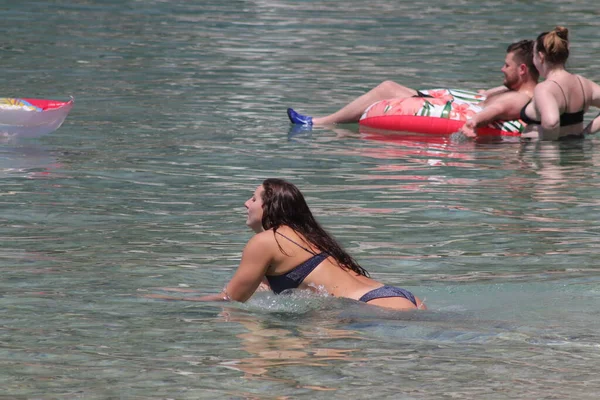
[578, 75, 600, 94]
[247, 229, 276, 247]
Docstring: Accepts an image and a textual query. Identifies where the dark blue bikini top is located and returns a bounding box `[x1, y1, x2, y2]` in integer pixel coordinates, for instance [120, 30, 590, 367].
[266, 232, 328, 294]
[520, 78, 586, 127]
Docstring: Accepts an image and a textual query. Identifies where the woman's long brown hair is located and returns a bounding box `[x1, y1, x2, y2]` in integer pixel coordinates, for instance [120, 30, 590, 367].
[260, 178, 368, 277]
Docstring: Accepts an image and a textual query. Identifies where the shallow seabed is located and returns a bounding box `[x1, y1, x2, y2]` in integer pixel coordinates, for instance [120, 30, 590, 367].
[2, 1, 600, 398]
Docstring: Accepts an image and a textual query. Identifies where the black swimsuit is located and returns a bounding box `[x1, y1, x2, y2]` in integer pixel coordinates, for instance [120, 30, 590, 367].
[265, 232, 418, 307]
[266, 232, 328, 294]
[520, 77, 586, 127]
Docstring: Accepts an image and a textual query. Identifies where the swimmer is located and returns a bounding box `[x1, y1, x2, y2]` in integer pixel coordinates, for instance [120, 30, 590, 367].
[150, 179, 426, 311]
[520, 26, 600, 140]
[286, 40, 539, 138]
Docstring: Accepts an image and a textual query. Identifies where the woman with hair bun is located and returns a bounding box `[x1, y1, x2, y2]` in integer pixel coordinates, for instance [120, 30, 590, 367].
[521, 26, 600, 140]
[149, 179, 426, 311]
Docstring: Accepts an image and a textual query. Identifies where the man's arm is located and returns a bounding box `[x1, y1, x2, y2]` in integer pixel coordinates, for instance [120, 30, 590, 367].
[479, 85, 509, 98]
[460, 92, 529, 137]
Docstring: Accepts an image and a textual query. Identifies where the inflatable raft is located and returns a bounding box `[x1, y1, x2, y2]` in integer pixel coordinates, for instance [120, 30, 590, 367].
[0, 97, 74, 138]
[359, 89, 525, 137]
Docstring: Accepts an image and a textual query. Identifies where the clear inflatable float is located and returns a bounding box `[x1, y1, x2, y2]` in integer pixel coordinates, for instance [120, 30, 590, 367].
[0, 97, 74, 138]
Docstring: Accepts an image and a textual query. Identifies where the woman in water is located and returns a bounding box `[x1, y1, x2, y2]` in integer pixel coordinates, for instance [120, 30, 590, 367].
[520, 26, 600, 140]
[152, 179, 425, 310]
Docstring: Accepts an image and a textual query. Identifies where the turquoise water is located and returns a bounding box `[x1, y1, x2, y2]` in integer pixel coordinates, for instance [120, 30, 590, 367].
[2, 1, 600, 398]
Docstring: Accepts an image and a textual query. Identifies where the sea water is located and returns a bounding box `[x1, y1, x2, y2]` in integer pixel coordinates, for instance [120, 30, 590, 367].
[2, 1, 600, 398]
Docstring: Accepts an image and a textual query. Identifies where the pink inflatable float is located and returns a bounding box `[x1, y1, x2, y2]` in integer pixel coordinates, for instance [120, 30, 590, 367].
[359, 89, 524, 137]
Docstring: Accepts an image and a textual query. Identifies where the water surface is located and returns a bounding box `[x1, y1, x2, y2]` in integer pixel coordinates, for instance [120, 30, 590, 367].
[2, 1, 600, 398]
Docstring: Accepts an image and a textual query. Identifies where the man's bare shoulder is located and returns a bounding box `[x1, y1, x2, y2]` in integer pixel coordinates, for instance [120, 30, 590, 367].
[486, 89, 531, 107]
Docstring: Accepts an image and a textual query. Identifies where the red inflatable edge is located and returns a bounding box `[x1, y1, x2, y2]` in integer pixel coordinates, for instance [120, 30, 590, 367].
[21, 98, 74, 111]
[359, 115, 521, 137]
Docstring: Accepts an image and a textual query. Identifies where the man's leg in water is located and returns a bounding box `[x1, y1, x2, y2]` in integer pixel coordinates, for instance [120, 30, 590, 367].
[288, 80, 419, 125]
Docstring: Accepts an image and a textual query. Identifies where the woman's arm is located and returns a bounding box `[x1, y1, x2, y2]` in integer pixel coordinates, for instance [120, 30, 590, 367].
[533, 84, 561, 140]
[219, 233, 273, 302]
[145, 233, 273, 303]
[582, 78, 600, 135]
[582, 114, 600, 135]
[143, 292, 230, 301]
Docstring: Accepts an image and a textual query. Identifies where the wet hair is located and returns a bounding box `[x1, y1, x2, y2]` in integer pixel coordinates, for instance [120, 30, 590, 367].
[536, 26, 569, 65]
[261, 178, 369, 277]
[507, 39, 539, 81]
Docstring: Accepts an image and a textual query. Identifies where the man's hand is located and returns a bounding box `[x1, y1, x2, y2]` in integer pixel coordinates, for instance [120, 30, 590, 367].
[460, 120, 477, 137]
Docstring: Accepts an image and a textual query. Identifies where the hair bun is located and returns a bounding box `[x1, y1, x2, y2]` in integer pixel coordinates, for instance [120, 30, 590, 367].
[554, 26, 569, 41]
[538, 26, 570, 64]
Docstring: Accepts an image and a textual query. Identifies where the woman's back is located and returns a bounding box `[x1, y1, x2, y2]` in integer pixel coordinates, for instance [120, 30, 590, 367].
[524, 72, 589, 139]
[263, 226, 379, 297]
[523, 26, 596, 140]
[547, 73, 587, 136]
[262, 226, 424, 309]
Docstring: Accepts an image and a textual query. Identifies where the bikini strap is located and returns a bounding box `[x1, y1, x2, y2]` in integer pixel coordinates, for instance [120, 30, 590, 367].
[276, 231, 317, 255]
[548, 80, 568, 107]
[576, 75, 587, 110]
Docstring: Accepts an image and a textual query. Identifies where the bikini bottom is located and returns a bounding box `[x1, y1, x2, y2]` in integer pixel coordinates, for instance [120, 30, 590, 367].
[358, 285, 417, 307]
